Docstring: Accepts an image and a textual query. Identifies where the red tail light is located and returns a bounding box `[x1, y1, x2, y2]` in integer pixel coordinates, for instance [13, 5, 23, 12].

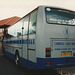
[46, 47, 51, 57]
[45, 62, 51, 67]
[46, 48, 51, 50]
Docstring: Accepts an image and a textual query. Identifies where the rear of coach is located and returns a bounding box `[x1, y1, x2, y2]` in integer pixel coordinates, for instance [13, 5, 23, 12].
[36, 6, 75, 69]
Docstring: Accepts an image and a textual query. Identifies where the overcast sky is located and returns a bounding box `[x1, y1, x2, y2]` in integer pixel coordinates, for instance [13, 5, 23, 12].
[0, 0, 75, 20]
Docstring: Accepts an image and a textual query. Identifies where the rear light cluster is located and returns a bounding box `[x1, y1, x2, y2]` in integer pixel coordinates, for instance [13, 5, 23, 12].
[46, 48, 51, 57]
[45, 62, 51, 67]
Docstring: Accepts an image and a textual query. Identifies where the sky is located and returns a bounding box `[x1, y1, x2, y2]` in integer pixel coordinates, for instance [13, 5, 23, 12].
[0, 0, 75, 20]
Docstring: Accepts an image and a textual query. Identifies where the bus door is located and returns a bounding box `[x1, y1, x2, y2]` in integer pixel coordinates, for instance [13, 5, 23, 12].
[22, 15, 29, 65]
[22, 10, 37, 68]
[27, 10, 37, 65]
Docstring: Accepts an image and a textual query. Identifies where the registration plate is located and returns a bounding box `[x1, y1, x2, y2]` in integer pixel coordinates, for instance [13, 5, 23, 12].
[61, 51, 72, 56]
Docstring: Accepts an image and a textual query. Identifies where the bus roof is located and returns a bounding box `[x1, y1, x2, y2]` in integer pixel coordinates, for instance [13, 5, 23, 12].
[6, 5, 75, 30]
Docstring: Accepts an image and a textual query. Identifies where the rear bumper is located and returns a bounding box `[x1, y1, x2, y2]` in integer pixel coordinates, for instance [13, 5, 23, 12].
[51, 57, 75, 68]
[37, 57, 75, 69]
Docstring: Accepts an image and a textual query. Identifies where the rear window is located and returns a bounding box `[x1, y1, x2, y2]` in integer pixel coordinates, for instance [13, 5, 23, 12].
[45, 7, 75, 25]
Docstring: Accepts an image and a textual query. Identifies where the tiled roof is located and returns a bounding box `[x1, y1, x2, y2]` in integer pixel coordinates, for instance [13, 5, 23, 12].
[0, 16, 21, 28]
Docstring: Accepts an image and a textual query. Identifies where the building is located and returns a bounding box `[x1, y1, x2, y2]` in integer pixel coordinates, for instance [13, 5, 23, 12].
[0, 16, 21, 50]
[0, 16, 20, 29]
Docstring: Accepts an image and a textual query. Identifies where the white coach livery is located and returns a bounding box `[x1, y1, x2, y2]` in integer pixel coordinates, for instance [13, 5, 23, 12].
[3, 6, 75, 69]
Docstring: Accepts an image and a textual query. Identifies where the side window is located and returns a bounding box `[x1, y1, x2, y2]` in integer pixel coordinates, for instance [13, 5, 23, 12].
[8, 19, 23, 38]
[16, 21, 23, 36]
[23, 16, 29, 35]
[29, 10, 37, 34]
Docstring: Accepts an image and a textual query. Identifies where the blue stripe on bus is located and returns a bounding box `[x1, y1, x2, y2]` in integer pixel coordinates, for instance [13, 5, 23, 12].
[5, 51, 15, 61]
[37, 57, 75, 69]
[5, 51, 36, 69]
[4, 39, 35, 44]
[5, 51, 75, 69]
[20, 57, 36, 69]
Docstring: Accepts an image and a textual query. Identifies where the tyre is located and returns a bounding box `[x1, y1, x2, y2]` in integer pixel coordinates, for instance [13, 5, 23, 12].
[15, 53, 20, 66]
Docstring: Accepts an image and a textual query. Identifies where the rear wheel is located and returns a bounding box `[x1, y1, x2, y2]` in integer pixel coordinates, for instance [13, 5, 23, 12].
[15, 53, 19, 66]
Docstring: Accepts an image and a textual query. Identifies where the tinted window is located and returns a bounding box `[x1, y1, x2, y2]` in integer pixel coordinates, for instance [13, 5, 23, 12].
[45, 7, 75, 25]
[23, 16, 29, 35]
[29, 10, 37, 34]
[8, 19, 23, 38]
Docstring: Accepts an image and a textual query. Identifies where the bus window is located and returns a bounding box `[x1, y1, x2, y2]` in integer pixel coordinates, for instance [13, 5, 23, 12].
[45, 7, 75, 25]
[23, 16, 29, 35]
[29, 10, 37, 34]
[8, 19, 23, 38]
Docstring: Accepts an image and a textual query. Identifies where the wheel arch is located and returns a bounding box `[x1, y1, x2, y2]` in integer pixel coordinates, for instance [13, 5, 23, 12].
[15, 50, 19, 55]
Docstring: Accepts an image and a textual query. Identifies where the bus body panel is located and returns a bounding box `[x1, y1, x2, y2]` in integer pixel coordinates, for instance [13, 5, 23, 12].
[36, 6, 46, 58]
[28, 34, 36, 63]
[44, 25, 75, 57]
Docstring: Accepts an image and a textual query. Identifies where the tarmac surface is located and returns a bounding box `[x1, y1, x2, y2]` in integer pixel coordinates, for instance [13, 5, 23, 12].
[0, 50, 58, 75]
[1, 50, 75, 75]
